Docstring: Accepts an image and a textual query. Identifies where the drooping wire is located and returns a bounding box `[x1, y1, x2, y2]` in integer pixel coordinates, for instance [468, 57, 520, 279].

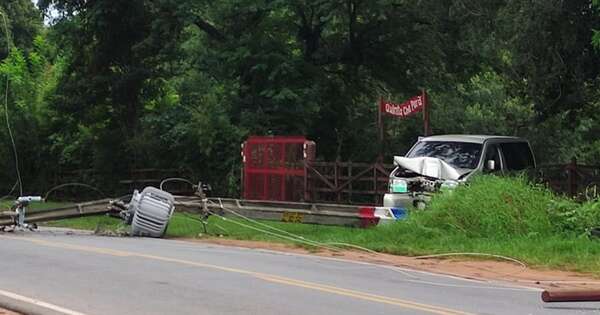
[159, 177, 195, 191]
[0, 10, 22, 196]
[207, 199, 327, 243]
[206, 203, 536, 284]
[205, 199, 533, 281]
[169, 178, 534, 287]
[179, 212, 229, 234]
[414, 253, 527, 270]
[206, 199, 394, 253]
[43, 182, 106, 201]
[200, 203, 417, 278]
[205, 208, 341, 252]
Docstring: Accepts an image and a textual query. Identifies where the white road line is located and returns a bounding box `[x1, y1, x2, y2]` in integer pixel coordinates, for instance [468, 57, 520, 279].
[0, 289, 88, 315]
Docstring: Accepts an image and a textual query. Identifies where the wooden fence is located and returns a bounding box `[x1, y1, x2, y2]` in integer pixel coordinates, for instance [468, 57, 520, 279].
[13, 159, 599, 203]
[52, 168, 193, 199]
[535, 158, 600, 200]
[303, 161, 395, 204]
[302, 158, 600, 204]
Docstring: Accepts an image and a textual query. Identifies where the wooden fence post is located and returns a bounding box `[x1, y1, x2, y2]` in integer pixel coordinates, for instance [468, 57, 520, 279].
[568, 157, 578, 198]
[348, 161, 353, 204]
[303, 161, 309, 202]
[373, 162, 378, 204]
[334, 159, 341, 203]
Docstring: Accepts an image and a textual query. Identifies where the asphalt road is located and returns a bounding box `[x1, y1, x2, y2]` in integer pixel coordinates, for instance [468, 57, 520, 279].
[0, 229, 598, 315]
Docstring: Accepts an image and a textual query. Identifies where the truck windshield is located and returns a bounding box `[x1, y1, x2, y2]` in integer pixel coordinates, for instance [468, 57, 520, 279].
[407, 141, 482, 169]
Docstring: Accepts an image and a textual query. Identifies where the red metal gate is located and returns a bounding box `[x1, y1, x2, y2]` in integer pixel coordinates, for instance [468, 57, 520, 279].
[242, 136, 315, 201]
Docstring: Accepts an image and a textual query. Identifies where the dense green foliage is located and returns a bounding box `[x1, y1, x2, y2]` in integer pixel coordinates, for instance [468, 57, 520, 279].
[1, 0, 600, 195]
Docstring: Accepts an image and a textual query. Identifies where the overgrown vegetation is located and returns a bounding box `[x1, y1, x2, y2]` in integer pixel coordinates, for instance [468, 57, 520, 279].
[416, 175, 600, 237]
[41, 176, 600, 274]
[2, 1, 600, 196]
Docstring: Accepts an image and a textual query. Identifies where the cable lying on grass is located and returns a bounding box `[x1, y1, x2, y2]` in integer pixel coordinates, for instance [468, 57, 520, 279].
[414, 253, 527, 270]
[202, 198, 534, 284]
[158, 177, 533, 273]
[206, 206, 341, 252]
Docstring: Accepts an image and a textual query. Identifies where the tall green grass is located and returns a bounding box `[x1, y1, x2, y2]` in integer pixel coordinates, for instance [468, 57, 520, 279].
[414, 175, 600, 238]
[419, 175, 557, 237]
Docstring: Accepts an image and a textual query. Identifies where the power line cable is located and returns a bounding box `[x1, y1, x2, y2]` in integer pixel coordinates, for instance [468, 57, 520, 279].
[43, 182, 106, 201]
[206, 208, 341, 252]
[208, 199, 337, 248]
[165, 179, 534, 287]
[159, 177, 195, 191]
[0, 10, 22, 196]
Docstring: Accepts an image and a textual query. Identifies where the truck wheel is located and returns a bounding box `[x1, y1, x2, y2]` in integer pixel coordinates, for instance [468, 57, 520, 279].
[590, 227, 600, 239]
[414, 200, 427, 210]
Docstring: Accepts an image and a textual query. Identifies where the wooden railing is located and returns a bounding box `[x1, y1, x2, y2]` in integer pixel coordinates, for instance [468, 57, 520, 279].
[19, 159, 600, 203]
[303, 158, 600, 204]
[53, 168, 193, 199]
[536, 158, 600, 200]
[304, 161, 395, 204]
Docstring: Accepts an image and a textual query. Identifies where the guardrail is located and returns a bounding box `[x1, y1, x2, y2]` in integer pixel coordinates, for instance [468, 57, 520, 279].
[176, 196, 404, 228]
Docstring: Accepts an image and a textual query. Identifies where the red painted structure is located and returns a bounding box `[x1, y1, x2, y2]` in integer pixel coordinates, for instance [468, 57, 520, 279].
[242, 136, 315, 201]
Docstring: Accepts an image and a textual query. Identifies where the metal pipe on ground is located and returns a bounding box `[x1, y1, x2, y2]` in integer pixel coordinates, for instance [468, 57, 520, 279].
[542, 290, 600, 302]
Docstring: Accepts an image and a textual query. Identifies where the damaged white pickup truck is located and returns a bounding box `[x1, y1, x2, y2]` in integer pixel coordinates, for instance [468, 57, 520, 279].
[384, 135, 535, 210]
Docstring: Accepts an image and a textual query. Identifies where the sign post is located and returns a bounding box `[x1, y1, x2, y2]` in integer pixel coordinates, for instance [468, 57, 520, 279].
[422, 89, 430, 136]
[377, 97, 384, 161]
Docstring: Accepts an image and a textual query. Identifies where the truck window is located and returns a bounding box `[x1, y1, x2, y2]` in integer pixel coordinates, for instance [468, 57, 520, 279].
[483, 144, 502, 173]
[500, 142, 535, 171]
[407, 141, 482, 169]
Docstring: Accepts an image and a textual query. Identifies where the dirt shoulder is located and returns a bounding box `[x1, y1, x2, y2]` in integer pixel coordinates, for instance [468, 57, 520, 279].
[180, 237, 600, 291]
[0, 307, 21, 315]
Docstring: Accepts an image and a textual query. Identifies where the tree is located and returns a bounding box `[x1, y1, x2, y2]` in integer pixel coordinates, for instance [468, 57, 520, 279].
[40, 0, 184, 177]
[0, 0, 42, 59]
[498, 0, 600, 121]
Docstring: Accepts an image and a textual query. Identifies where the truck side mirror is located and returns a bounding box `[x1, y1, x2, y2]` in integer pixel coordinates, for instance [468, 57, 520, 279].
[486, 160, 495, 171]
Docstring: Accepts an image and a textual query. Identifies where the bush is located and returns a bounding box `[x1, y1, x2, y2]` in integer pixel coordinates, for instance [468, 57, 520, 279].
[403, 175, 600, 238]
[548, 198, 600, 235]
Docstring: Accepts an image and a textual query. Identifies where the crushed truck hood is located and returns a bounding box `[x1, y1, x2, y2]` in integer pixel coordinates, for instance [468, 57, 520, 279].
[393, 156, 461, 181]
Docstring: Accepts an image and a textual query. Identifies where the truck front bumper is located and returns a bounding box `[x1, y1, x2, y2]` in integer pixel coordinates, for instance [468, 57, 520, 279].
[383, 193, 432, 209]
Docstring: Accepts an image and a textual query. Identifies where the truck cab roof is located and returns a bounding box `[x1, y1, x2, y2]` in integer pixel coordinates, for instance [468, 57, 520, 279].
[419, 135, 526, 144]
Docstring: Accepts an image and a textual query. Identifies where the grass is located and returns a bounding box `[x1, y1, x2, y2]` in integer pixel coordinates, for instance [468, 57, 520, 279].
[0, 200, 77, 211]
[5, 176, 600, 275]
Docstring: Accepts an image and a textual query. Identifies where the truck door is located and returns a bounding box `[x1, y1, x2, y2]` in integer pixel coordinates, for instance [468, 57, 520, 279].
[482, 143, 503, 173]
[499, 142, 535, 171]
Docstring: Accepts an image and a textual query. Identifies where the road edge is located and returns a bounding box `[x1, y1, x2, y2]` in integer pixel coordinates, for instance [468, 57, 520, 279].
[172, 238, 544, 291]
[0, 289, 80, 315]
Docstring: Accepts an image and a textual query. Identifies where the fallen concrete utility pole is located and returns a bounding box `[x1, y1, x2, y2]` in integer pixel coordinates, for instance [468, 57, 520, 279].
[174, 197, 405, 228]
[542, 290, 600, 302]
[0, 187, 175, 238]
[0, 199, 114, 226]
[0, 188, 405, 238]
